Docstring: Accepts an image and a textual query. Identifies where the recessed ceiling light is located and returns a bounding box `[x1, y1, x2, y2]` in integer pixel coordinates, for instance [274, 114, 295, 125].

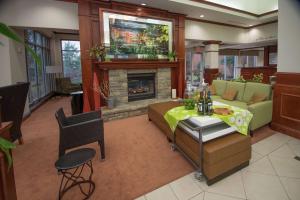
[141, 3, 147, 6]
[200, 15, 205, 18]
[249, 24, 253, 26]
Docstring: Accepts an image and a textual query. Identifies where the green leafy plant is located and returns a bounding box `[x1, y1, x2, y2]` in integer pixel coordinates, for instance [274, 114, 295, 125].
[183, 99, 195, 110]
[0, 137, 16, 169]
[0, 22, 41, 67]
[252, 73, 263, 83]
[89, 44, 106, 61]
[1, 22, 41, 169]
[233, 75, 246, 83]
[168, 51, 176, 61]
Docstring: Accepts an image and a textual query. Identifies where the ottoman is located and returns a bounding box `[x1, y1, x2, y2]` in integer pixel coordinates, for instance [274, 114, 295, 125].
[148, 101, 251, 185]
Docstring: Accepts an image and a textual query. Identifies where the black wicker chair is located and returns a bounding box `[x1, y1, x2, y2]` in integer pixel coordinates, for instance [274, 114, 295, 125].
[55, 108, 105, 160]
[0, 82, 29, 144]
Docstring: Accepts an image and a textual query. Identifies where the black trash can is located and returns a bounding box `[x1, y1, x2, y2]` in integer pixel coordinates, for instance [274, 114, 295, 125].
[70, 91, 83, 115]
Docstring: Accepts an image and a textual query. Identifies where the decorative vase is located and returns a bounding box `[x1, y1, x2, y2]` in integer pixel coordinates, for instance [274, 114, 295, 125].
[107, 96, 116, 109]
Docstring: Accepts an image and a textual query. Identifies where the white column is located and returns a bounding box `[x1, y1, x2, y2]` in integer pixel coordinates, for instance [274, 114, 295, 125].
[204, 42, 220, 69]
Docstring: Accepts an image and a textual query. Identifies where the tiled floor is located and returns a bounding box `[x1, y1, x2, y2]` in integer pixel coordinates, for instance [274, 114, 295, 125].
[135, 133, 300, 200]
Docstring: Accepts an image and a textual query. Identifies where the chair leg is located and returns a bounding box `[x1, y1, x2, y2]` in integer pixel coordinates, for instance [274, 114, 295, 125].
[98, 140, 105, 160]
[18, 137, 24, 145]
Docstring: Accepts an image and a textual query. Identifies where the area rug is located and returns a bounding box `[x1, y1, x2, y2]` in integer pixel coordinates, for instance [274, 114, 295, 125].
[12, 97, 193, 200]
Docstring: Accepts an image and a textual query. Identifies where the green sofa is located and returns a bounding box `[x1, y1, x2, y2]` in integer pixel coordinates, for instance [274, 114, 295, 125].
[211, 80, 273, 132]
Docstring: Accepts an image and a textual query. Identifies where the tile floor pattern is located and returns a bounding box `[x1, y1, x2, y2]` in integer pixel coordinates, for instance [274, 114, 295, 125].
[135, 133, 300, 200]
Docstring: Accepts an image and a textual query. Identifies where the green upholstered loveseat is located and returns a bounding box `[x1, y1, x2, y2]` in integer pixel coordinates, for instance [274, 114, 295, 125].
[211, 80, 273, 132]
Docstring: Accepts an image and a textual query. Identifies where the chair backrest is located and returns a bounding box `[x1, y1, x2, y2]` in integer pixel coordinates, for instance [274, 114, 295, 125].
[0, 82, 29, 141]
[55, 108, 67, 128]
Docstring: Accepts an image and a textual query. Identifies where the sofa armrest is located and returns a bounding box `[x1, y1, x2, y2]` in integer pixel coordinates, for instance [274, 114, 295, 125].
[247, 100, 272, 131]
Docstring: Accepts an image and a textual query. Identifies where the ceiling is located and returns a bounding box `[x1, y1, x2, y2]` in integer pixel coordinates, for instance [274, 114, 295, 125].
[113, 0, 278, 27]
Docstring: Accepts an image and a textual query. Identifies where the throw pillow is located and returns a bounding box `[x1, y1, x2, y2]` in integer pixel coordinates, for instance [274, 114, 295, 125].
[222, 88, 237, 101]
[209, 85, 216, 95]
[248, 93, 267, 105]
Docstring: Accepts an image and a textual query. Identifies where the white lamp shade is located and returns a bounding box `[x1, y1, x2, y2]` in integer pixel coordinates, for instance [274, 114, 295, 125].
[46, 66, 62, 74]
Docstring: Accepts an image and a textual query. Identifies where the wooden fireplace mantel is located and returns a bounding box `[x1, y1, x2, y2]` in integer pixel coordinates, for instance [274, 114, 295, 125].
[94, 60, 178, 70]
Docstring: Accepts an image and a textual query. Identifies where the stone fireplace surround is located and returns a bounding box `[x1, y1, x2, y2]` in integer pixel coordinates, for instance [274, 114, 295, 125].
[109, 68, 171, 106]
[101, 68, 172, 121]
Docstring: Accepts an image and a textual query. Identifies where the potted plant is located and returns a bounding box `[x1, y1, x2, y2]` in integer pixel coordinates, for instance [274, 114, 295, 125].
[168, 51, 176, 62]
[0, 137, 15, 169]
[1, 22, 40, 170]
[251, 73, 263, 83]
[99, 80, 116, 109]
[89, 44, 106, 62]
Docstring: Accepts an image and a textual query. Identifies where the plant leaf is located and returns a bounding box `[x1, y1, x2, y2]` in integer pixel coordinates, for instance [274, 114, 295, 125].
[0, 22, 42, 67]
[0, 137, 16, 170]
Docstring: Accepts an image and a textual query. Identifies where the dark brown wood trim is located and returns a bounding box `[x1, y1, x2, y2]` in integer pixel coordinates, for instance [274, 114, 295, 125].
[94, 60, 178, 70]
[186, 17, 278, 29]
[191, 0, 278, 17]
[203, 40, 222, 45]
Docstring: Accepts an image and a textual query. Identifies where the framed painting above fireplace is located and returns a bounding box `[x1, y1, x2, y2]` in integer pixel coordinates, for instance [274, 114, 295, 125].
[102, 11, 173, 59]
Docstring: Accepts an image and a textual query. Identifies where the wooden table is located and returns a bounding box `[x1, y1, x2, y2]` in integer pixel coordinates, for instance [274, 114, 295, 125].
[0, 122, 17, 200]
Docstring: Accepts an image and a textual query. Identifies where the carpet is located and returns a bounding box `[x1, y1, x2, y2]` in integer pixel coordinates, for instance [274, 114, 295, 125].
[13, 97, 194, 200]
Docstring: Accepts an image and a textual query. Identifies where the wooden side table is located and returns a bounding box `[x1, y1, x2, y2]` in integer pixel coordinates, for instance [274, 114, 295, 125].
[0, 122, 17, 200]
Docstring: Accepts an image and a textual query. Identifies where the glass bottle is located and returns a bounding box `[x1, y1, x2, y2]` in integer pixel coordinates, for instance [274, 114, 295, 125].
[207, 90, 213, 115]
[198, 90, 204, 115]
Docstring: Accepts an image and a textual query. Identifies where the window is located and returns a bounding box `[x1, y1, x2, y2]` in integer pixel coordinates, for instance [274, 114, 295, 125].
[219, 55, 238, 80]
[25, 30, 51, 105]
[240, 56, 258, 67]
[61, 40, 82, 83]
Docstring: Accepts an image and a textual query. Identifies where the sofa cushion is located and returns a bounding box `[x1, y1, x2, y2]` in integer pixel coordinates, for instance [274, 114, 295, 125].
[214, 99, 248, 109]
[209, 85, 216, 95]
[243, 82, 272, 103]
[222, 88, 237, 101]
[226, 81, 246, 101]
[212, 80, 227, 96]
[248, 93, 267, 105]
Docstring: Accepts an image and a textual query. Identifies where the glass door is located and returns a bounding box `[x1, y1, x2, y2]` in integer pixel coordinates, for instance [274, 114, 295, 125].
[25, 29, 51, 105]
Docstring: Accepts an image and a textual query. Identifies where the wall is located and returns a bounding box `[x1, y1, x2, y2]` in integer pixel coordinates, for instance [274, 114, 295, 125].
[0, 35, 12, 87]
[0, 28, 31, 116]
[0, 0, 78, 30]
[277, 0, 300, 73]
[185, 20, 246, 43]
[271, 0, 300, 139]
[185, 20, 278, 44]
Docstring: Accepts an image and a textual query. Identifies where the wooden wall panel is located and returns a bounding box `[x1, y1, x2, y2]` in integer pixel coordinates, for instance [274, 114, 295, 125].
[204, 68, 219, 85]
[240, 67, 277, 84]
[271, 72, 300, 139]
[78, 0, 186, 110]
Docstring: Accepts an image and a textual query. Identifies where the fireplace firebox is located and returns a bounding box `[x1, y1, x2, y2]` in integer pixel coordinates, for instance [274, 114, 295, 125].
[128, 73, 156, 102]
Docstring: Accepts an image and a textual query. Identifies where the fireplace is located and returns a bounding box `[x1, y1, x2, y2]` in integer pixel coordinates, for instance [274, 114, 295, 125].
[127, 73, 156, 102]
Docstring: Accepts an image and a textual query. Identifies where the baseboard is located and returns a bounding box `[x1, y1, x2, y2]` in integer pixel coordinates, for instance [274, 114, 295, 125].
[271, 122, 300, 139]
[29, 92, 55, 113]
